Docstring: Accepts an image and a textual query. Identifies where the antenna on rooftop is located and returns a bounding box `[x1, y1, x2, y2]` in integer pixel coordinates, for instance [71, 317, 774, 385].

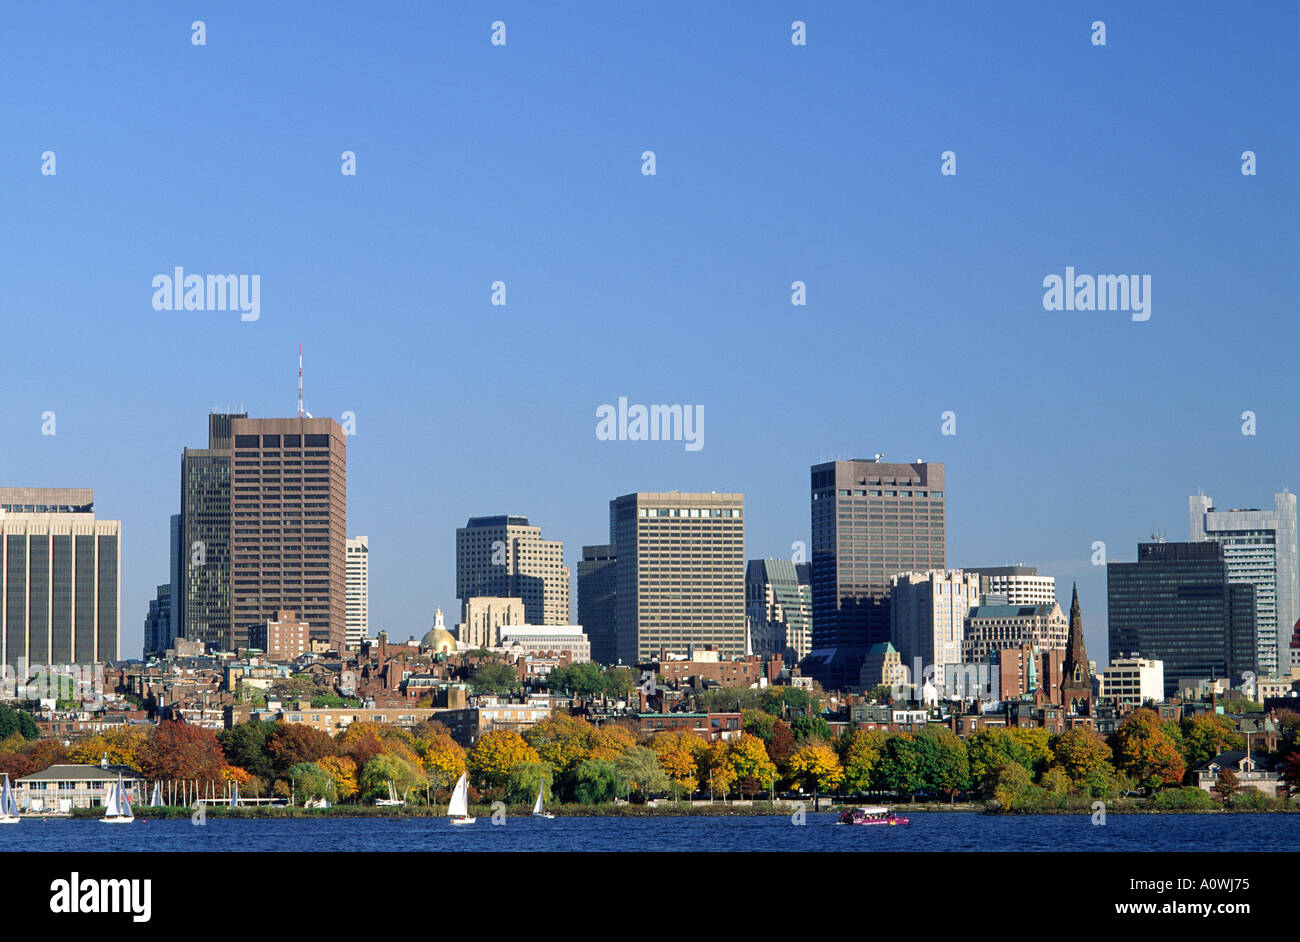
[297, 344, 304, 419]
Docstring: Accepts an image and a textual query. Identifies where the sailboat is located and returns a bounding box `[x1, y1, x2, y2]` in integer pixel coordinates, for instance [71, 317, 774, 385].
[100, 772, 134, 824]
[531, 784, 555, 819]
[149, 782, 163, 808]
[447, 772, 475, 825]
[0, 773, 21, 824]
[375, 780, 405, 807]
[231, 780, 240, 808]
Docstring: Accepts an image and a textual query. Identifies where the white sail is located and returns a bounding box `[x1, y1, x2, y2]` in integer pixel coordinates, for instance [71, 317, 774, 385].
[532, 785, 544, 816]
[103, 781, 120, 817]
[231, 781, 240, 807]
[150, 782, 163, 807]
[1, 774, 17, 817]
[447, 772, 469, 818]
[117, 773, 133, 819]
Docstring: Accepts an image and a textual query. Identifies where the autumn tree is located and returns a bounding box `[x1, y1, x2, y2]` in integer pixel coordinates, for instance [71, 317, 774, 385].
[1112, 709, 1185, 791]
[140, 721, 227, 785]
[466, 730, 540, 790]
[217, 721, 277, 779]
[1214, 766, 1239, 803]
[992, 762, 1032, 810]
[267, 723, 337, 775]
[1180, 714, 1244, 768]
[787, 742, 844, 797]
[417, 732, 466, 800]
[727, 734, 778, 793]
[649, 730, 706, 795]
[1051, 727, 1116, 797]
[318, 755, 359, 801]
[523, 715, 594, 772]
[361, 753, 425, 801]
[837, 729, 887, 795]
[700, 741, 738, 798]
[505, 761, 554, 805]
[588, 724, 636, 761]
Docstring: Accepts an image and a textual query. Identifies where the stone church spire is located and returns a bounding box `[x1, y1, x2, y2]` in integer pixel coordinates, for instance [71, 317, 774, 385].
[1060, 582, 1092, 714]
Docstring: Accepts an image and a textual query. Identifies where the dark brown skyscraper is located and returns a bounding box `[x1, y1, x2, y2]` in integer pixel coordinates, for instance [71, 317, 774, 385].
[805, 459, 946, 690]
[229, 417, 347, 651]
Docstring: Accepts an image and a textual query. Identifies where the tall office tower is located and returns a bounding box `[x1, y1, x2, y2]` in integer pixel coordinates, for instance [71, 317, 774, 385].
[168, 513, 182, 646]
[610, 492, 745, 664]
[888, 570, 981, 682]
[346, 535, 370, 648]
[805, 459, 946, 689]
[965, 565, 1056, 605]
[1189, 491, 1299, 677]
[578, 544, 617, 665]
[745, 558, 813, 663]
[180, 412, 243, 650]
[456, 516, 569, 626]
[0, 487, 120, 666]
[1107, 541, 1258, 695]
[143, 585, 171, 658]
[229, 417, 348, 651]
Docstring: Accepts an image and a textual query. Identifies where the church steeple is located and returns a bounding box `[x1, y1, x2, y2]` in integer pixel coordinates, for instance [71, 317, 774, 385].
[1060, 582, 1092, 714]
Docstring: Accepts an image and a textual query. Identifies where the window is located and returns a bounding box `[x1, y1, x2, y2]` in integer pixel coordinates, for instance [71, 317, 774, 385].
[235, 435, 259, 447]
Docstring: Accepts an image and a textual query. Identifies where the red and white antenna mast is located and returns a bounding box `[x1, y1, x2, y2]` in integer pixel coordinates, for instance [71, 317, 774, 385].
[297, 343, 304, 418]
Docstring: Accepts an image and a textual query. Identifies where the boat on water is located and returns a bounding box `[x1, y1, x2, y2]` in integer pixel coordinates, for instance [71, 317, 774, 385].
[838, 805, 909, 826]
[149, 782, 163, 808]
[447, 772, 475, 825]
[0, 774, 21, 824]
[100, 772, 135, 824]
[375, 781, 405, 807]
[531, 785, 555, 819]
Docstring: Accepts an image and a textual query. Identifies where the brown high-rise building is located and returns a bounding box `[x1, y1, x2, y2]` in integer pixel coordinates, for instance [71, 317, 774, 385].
[229, 417, 347, 651]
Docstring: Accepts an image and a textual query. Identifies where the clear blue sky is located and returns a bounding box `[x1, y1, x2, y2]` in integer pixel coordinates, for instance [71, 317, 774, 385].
[2, 2, 1296, 663]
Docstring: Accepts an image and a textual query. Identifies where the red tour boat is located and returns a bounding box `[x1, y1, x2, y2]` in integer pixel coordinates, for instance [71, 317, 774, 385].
[838, 805, 909, 826]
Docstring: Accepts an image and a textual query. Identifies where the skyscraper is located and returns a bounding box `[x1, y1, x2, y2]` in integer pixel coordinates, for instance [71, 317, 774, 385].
[964, 565, 1056, 605]
[143, 584, 171, 658]
[745, 558, 813, 663]
[181, 413, 348, 651]
[229, 417, 348, 651]
[346, 535, 370, 648]
[578, 544, 617, 665]
[805, 459, 946, 689]
[456, 516, 569, 626]
[0, 487, 120, 666]
[888, 570, 981, 683]
[1107, 541, 1257, 694]
[610, 492, 745, 664]
[1189, 490, 1299, 677]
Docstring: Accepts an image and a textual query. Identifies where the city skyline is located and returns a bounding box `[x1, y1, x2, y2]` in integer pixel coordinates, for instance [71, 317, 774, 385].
[2, 5, 1295, 666]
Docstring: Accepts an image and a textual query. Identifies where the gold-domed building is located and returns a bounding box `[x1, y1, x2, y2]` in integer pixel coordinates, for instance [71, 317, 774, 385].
[421, 607, 458, 655]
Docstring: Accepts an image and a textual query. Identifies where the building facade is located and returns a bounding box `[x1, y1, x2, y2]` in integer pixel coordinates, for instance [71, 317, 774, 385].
[460, 596, 526, 648]
[961, 602, 1068, 662]
[0, 487, 120, 666]
[805, 459, 946, 689]
[577, 544, 617, 665]
[180, 412, 242, 651]
[611, 492, 745, 664]
[889, 569, 981, 684]
[1189, 491, 1299, 678]
[498, 625, 591, 662]
[456, 515, 569, 626]
[745, 558, 813, 663]
[1107, 541, 1258, 695]
[1098, 655, 1165, 708]
[346, 535, 369, 648]
[965, 565, 1057, 605]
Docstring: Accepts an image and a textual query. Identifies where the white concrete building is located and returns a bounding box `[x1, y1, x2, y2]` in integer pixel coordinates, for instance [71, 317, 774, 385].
[345, 536, 369, 649]
[498, 625, 590, 663]
[889, 570, 982, 683]
[1098, 655, 1165, 708]
[1190, 491, 1299, 677]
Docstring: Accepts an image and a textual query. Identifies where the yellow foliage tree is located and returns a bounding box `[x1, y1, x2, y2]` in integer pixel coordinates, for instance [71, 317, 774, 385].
[418, 733, 466, 797]
[701, 741, 738, 797]
[650, 731, 706, 792]
[523, 715, 595, 771]
[788, 742, 844, 795]
[588, 724, 636, 761]
[318, 755, 359, 801]
[466, 730, 540, 790]
[727, 733, 777, 790]
[67, 727, 147, 770]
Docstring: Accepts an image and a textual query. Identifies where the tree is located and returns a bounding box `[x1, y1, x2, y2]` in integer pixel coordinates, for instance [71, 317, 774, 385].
[838, 729, 887, 794]
[727, 734, 778, 790]
[742, 710, 777, 744]
[600, 667, 641, 700]
[701, 741, 738, 798]
[469, 660, 521, 696]
[787, 742, 844, 796]
[912, 727, 970, 798]
[790, 716, 832, 743]
[139, 721, 227, 785]
[217, 721, 277, 779]
[67, 728, 147, 770]
[588, 724, 636, 761]
[360, 753, 425, 801]
[267, 723, 337, 776]
[318, 755, 359, 801]
[546, 662, 603, 697]
[1051, 728, 1116, 797]
[1180, 714, 1244, 768]
[572, 759, 624, 803]
[522, 715, 594, 772]
[614, 746, 670, 800]
[466, 730, 540, 790]
[1112, 709, 1185, 791]
[768, 721, 796, 766]
[1039, 766, 1072, 795]
[992, 762, 1032, 810]
[505, 761, 554, 805]
[417, 732, 466, 800]
[0, 704, 39, 741]
[877, 734, 922, 800]
[1278, 752, 1300, 795]
[649, 731, 706, 795]
[286, 762, 332, 803]
[1213, 766, 1239, 803]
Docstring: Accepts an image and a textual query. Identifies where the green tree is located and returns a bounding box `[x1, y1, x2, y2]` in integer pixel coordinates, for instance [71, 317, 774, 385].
[601, 667, 641, 700]
[992, 762, 1032, 810]
[217, 721, 277, 780]
[613, 746, 670, 800]
[912, 727, 970, 798]
[837, 729, 887, 794]
[572, 758, 625, 803]
[742, 710, 777, 744]
[360, 753, 425, 801]
[0, 704, 39, 741]
[877, 734, 922, 799]
[546, 662, 603, 697]
[1051, 728, 1116, 797]
[469, 660, 521, 696]
[1180, 714, 1244, 768]
[790, 716, 832, 743]
[286, 762, 332, 803]
[505, 761, 554, 805]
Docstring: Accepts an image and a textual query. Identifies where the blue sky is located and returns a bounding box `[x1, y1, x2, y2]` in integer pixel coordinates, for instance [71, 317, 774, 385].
[1, 2, 1296, 662]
